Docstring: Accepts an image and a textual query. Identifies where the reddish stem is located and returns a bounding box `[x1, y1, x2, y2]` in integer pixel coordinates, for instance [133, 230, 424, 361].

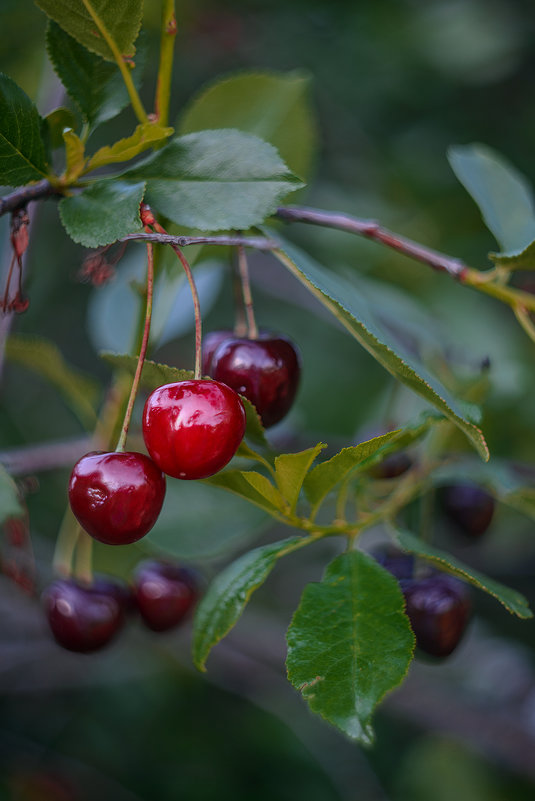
[237, 243, 258, 339]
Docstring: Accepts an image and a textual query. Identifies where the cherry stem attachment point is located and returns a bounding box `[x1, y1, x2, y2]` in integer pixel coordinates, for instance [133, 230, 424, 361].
[237, 242, 258, 340]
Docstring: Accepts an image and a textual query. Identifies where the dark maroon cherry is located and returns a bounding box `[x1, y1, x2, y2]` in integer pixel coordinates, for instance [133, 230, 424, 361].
[369, 451, 413, 479]
[441, 482, 495, 538]
[403, 574, 471, 658]
[202, 329, 234, 375]
[209, 333, 301, 428]
[133, 560, 199, 632]
[371, 546, 414, 582]
[68, 451, 166, 545]
[142, 379, 246, 480]
[42, 577, 129, 652]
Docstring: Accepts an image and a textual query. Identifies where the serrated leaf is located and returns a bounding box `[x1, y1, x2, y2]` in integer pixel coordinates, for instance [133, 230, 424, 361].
[286, 550, 414, 745]
[43, 107, 78, 149]
[274, 444, 326, 513]
[0, 73, 48, 186]
[448, 144, 535, 255]
[124, 129, 304, 231]
[193, 535, 305, 670]
[0, 465, 24, 524]
[391, 527, 532, 619]
[84, 122, 173, 173]
[36, 0, 142, 61]
[5, 335, 98, 428]
[63, 129, 85, 179]
[489, 239, 535, 271]
[270, 233, 488, 461]
[46, 22, 146, 130]
[179, 70, 318, 180]
[204, 470, 285, 516]
[59, 180, 145, 247]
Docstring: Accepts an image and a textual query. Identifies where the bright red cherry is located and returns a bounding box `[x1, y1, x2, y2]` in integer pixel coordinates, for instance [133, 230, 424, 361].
[209, 333, 301, 428]
[441, 482, 495, 538]
[202, 329, 234, 375]
[133, 560, 199, 632]
[68, 451, 166, 545]
[142, 379, 246, 480]
[403, 574, 471, 658]
[42, 577, 129, 652]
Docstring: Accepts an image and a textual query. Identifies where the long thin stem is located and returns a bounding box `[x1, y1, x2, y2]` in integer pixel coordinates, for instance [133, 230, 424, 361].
[173, 245, 203, 379]
[514, 305, 535, 345]
[231, 249, 248, 336]
[121, 231, 277, 250]
[155, 0, 177, 125]
[80, 0, 148, 124]
[237, 244, 258, 339]
[115, 241, 154, 452]
[73, 529, 94, 585]
[53, 508, 82, 577]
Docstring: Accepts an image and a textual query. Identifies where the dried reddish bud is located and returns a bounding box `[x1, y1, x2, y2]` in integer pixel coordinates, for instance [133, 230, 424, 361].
[140, 203, 156, 227]
[10, 208, 30, 259]
[78, 252, 115, 286]
[8, 292, 29, 314]
[5, 517, 27, 548]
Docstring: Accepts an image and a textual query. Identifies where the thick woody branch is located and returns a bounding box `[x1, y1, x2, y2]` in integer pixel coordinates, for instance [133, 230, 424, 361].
[0, 181, 58, 217]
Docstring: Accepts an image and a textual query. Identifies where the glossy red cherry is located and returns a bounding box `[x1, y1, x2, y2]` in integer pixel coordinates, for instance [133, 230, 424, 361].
[68, 451, 166, 545]
[402, 574, 471, 658]
[202, 329, 234, 375]
[142, 379, 246, 480]
[209, 333, 301, 428]
[42, 577, 129, 652]
[133, 560, 199, 632]
[441, 482, 495, 538]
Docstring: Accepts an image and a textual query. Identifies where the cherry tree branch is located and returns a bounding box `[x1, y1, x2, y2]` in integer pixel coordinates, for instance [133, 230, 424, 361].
[0, 181, 59, 217]
[120, 231, 278, 250]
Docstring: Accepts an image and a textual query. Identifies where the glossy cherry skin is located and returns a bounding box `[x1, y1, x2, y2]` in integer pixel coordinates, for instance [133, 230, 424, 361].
[142, 379, 246, 480]
[42, 577, 129, 652]
[402, 574, 471, 658]
[133, 560, 199, 632]
[209, 333, 301, 428]
[441, 482, 495, 538]
[68, 451, 166, 545]
[202, 329, 234, 375]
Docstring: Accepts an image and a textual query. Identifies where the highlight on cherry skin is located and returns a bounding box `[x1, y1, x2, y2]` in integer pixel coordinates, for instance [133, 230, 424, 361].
[142, 379, 246, 480]
[133, 559, 199, 632]
[68, 451, 166, 545]
[207, 331, 301, 428]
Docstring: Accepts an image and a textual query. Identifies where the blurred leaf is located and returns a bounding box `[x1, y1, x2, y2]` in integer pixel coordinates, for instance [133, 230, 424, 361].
[124, 129, 304, 231]
[448, 143, 535, 254]
[0, 465, 24, 523]
[204, 469, 285, 516]
[5, 335, 98, 428]
[46, 21, 146, 129]
[85, 122, 173, 172]
[271, 233, 489, 461]
[63, 128, 85, 179]
[274, 444, 326, 513]
[0, 73, 48, 185]
[43, 106, 77, 149]
[193, 535, 305, 670]
[364, 410, 446, 466]
[489, 239, 535, 270]
[392, 527, 532, 619]
[179, 70, 318, 180]
[59, 179, 145, 247]
[286, 550, 414, 745]
[36, 0, 142, 61]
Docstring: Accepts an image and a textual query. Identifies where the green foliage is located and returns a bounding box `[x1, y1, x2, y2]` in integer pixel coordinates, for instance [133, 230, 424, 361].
[179, 70, 318, 180]
[0, 73, 48, 185]
[205, 469, 286, 516]
[59, 180, 145, 247]
[274, 444, 326, 513]
[0, 465, 24, 524]
[124, 129, 304, 231]
[286, 550, 415, 746]
[35, 0, 143, 61]
[43, 107, 77, 149]
[85, 123, 174, 172]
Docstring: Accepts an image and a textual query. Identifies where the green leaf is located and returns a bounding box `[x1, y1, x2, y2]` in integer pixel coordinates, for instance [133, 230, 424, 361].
[193, 535, 305, 670]
[274, 444, 326, 513]
[448, 144, 535, 254]
[63, 129, 85, 179]
[124, 129, 304, 231]
[204, 470, 285, 516]
[286, 550, 415, 745]
[5, 335, 99, 428]
[179, 70, 318, 180]
[0, 73, 48, 186]
[85, 122, 173, 172]
[488, 239, 535, 271]
[43, 107, 77, 149]
[46, 21, 146, 129]
[0, 465, 24, 524]
[36, 0, 142, 61]
[270, 233, 488, 461]
[391, 527, 532, 619]
[59, 180, 145, 247]
[304, 432, 399, 509]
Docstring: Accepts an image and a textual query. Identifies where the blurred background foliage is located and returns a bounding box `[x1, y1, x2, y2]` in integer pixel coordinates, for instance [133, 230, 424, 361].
[1, 0, 535, 799]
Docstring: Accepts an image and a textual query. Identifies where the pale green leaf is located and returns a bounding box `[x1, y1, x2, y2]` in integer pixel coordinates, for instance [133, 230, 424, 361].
[0, 73, 48, 186]
[0, 465, 24, 524]
[59, 180, 145, 247]
[63, 129, 85, 179]
[43, 107, 77, 149]
[204, 470, 285, 516]
[85, 123, 173, 172]
[274, 444, 326, 513]
[489, 239, 535, 271]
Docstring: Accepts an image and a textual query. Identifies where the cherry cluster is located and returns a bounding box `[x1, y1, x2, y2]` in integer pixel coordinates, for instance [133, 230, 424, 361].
[43, 560, 199, 652]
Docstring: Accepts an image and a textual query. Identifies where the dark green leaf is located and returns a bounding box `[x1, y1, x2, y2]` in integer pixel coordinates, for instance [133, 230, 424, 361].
[84, 122, 173, 172]
[392, 527, 532, 619]
[46, 21, 146, 129]
[448, 144, 535, 254]
[270, 233, 488, 461]
[124, 129, 304, 231]
[286, 550, 414, 745]
[36, 0, 142, 61]
[43, 107, 77, 149]
[0, 73, 48, 186]
[59, 180, 145, 247]
[274, 444, 326, 513]
[204, 470, 285, 516]
[0, 465, 24, 524]
[489, 239, 535, 271]
[193, 535, 305, 670]
[179, 70, 318, 180]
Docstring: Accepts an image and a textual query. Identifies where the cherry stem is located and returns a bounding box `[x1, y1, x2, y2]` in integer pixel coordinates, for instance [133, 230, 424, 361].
[53, 508, 82, 577]
[115, 240, 154, 452]
[73, 528, 94, 585]
[231, 249, 247, 337]
[1, 250, 16, 312]
[237, 243, 258, 340]
[172, 245, 203, 379]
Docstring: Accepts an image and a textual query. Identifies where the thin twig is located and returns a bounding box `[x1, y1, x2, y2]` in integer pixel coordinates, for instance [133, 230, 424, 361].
[120, 231, 278, 250]
[513, 305, 535, 345]
[237, 243, 258, 339]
